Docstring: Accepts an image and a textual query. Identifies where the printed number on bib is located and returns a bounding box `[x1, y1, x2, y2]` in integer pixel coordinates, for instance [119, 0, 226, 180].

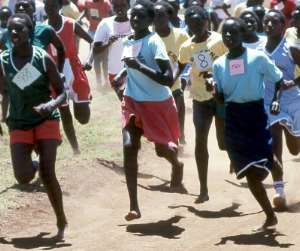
[13, 63, 42, 90]
[229, 59, 245, 76]
[194, 51, 213, 71]
[122, 41, 142, 59]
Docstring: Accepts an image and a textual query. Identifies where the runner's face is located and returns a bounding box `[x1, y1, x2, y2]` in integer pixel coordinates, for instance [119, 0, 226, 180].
[112, 0, 129, 19]
[186, 14, 207, 36]
[8, 17, 30, 47]
[15, 1, 34, 20]
[222, 20, 243, 49]
[153, 5, 169, 30]
[44, 0, 60, 17]
[130, 5, 151, 33]
[263, 12, 285, 38]
[241, 13, 258, 33]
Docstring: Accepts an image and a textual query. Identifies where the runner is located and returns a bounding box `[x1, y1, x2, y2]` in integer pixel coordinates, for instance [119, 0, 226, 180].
[45, 0, 92, 130]
[263, 10, 300, 206]
[116, 0, 183, 221]
[91, 0, 132, 90]
[153, 1, 189, 145]
[213, 17, 283, 230]
[0, 13, 67, 239]
[178, 6, 227, 203]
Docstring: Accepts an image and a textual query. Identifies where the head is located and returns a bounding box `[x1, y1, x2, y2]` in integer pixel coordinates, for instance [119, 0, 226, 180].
[7, 13, 34, 47]
[130, 0, 154, 33]
[291, 7, 300, 30]
[15, 0, 35, 21]
[222, 18, 246, 49]
[263, 10, 285, 38]
[153, 1, 173, 31]
[167, 0, 179, 16]
[44, 0, 63, 17]
[240, 10, 259, 34]
[111, 0, 130, 19]
[185, 6, 209, 37]
[0, 7, 12, 28]
[247, 5, 265, 32]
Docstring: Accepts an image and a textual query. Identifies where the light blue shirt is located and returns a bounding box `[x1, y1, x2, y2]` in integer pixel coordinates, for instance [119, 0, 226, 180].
[213, 48, 283, 103]
[123, 33, 172, 102]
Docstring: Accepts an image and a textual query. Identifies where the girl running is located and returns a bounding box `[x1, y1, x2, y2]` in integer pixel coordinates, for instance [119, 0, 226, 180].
[178, 6, 227, 203]
[0, 13, 67, 238]
[117, 0, 183, 221]
[213, 18, 283, 230]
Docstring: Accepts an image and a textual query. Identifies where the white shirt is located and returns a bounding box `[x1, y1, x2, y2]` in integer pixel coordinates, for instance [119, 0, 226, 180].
[94, 16, 132, 75]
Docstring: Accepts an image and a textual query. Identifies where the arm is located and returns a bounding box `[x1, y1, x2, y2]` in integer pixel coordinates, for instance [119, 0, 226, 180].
[123, 57, 174, 87]
[33, 55, 66, 116]
[74, 22, 93, 44]
[270, 78, 282, 115]
[49, 29, 65, 73]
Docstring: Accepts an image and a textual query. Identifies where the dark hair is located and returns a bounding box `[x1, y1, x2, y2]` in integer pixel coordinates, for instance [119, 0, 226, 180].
[222, 17, 247, 33]
[185, 5, 208, 21]
[134, 0, 155, 19]
[0, 6, 12, 16]
[266, 9, 286, 24]
[8, 13, 34, 34]
[154, 0, 174, 16]
[240, 10, 260, 25]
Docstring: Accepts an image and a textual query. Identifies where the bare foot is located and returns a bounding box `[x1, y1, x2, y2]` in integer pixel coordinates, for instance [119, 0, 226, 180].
[252, 215, 278, 232]
[194, 193, 209, 204]
[125, 210, 141, 221]
[56, 223, 68, 240]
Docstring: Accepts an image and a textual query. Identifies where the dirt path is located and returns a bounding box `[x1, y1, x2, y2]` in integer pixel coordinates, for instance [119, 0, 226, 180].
[1, 44, 300, 251]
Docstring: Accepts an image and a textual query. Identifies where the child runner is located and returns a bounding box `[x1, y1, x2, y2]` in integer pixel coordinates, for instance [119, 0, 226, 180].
[45, 0, 92, 137]
[91, 0, 132, 88]
[0, 13, 67, 238]
[263, 10, 300, 206]
[178, 6, 227, 203]
[117, 0, 183, 221]
[153, 1, 189, 145]
[213, 17, 283, 230]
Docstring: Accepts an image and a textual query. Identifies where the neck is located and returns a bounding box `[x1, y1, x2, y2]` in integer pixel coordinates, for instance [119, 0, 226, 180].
[193, 30, 209, 43]
[228, 46, 245, 59]
[266, 34, 283, 51]
[243, 32, 259, 43]
[115, 15, 128, 22]
[48, 14, 62, 30]
[13, 43, 33, 57]
[134, 28, 150, 40]
[156, 26, 171, 37]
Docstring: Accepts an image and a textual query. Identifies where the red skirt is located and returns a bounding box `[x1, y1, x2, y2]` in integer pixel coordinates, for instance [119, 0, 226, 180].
[122, 96, 180, 147]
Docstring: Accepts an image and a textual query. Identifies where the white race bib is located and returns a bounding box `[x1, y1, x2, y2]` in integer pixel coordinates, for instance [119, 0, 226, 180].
[193, 51, 213, 71]
[13, 63, 42, 90]
[122, 41, 142, 59]
[63, 59, 74, 88]
[229, 59, 245, 76]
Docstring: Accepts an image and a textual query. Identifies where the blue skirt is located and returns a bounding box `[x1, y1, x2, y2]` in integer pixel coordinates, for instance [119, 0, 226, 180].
[225, 100, 273, 179]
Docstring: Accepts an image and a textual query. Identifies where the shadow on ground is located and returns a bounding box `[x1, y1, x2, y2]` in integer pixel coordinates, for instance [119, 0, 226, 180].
[224, 179, 274, 189]
[0, 232, 72, 250]
[215, 229, 294, 248]
[0, 179, 46, 195]
[119, 215, 185, 239]
[169, 203, 262, 218]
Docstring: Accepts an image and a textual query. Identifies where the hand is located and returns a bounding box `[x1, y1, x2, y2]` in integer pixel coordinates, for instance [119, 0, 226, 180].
[108, 35, 119, 45]
[123, 57, 141, 70]
[111, 75, 123, 89]
[33, 102, 54, 117]
[270, 100, 280, 115]
[82, 62, 92, 71]
[203, 71, 215, 92]
[281, 80, 296, 90]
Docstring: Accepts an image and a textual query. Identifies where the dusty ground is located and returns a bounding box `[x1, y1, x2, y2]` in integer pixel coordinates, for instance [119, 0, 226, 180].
[1, 43, 300, 251]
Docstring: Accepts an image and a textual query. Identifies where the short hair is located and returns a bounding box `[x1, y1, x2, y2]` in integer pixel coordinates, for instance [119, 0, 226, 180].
[185, 5, 209, 21]
[240, 10, 260, 25]
[0, 6, 12, 16]
[266, 9, 286, 24]
[154, 0, 174, 16]
[134, 0, 155, 19]
[8, 13, 34, 34]
[222, 17, 247, 33]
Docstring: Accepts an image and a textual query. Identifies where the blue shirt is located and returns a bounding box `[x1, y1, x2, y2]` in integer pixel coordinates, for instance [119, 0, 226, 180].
[123, 33, 172, 102]
[213, 48, 283, 103]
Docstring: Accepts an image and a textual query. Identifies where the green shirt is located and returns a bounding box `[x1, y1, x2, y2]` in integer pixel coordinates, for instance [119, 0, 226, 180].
[1, 46, 59, 130]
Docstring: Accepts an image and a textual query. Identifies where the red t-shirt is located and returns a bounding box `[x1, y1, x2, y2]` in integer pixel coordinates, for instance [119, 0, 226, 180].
[270, 0, 296, 24]
[84, 0, 112, 31]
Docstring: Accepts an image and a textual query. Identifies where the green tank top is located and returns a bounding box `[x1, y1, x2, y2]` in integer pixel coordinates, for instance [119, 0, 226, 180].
[1, 46, 59, 130]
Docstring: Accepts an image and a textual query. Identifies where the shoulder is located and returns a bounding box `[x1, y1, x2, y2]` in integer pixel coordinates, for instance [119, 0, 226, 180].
[180, 37, 193, 50]
[213, 54, 226, 67]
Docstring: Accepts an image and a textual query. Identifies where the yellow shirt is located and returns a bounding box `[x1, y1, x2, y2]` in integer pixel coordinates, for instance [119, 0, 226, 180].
[233, 2, 247, 17]
[62, 2, 81, 20]
[160, 28, 189, 91]
[285, 27, 300, 77]
[179, 31, 227, 102]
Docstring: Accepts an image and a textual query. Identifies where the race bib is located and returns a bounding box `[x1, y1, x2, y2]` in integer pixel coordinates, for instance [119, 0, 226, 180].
[229, 59, 245, 76]
[122, 41, 142, 59]
[90, 8, 100, 18]
[274, 1, 284, 10]
[63, 59, 74, 87]
[193, 51, 213, 71]
[13, 63, 41, 90]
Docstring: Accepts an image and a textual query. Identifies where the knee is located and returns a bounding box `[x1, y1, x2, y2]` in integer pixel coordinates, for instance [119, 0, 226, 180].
[287, 146, 300, 156]
[14, 171, 35, 185]
[155, 145, 165, 157]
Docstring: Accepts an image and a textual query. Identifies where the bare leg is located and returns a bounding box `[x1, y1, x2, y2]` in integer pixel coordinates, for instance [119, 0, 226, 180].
[173, 91, 186, 144]
[283, 127, 300, 155]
